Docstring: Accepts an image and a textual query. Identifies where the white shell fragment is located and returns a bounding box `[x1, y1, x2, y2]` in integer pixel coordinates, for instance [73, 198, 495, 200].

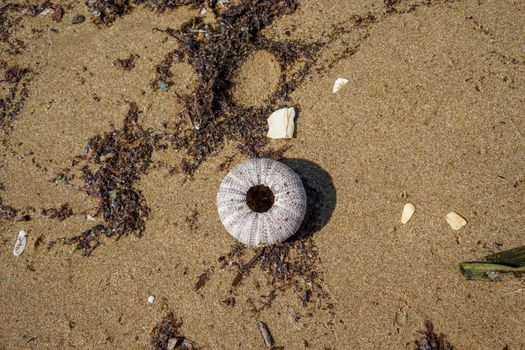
[39, 8, 53, 15]
[216, 158, 307, 246]
[147, 295, 155, 304]
[332, 77, 349, 94]
[13, 230, 27, 256]
[445, 211, 467, 230]
[267, 107, 295, 139]
[400, 203, 415, 224]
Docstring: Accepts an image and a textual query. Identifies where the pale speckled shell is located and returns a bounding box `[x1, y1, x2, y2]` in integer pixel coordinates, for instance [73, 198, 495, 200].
[217, 158, 307, 246]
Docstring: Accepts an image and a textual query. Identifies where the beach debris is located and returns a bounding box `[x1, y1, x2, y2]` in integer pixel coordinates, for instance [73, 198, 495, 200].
[57, 103, 153, 256]
[86, 214, 96, 221]
[193, 267, 213, 291]
[332, 77, 349, 94]
[256, 321, 275, 348]
[17, 214, 31, 222]
[460, 262, 525, 281]
[148, 295, 155, 304]
[231, 248, 265, 287]
[151, 312, 194, 350]
[167, 338, 178, 350]
[41, 203, 73, 221]
[71, 15, 85, 24]
[39, 8, 53, 16]
[0, 61, 32, 130]
[1, 202, 18, 221]
[148, 0, 317, 175]
[206, 160, 336, 314]
[460, 245, 525, 281]
[267, 107, 295, 139]
[113, 54, 139, 71]
[13, 229, 27, 256]
[159, 82, 169, 92]
[400, 203, 415, 224]
[199, 7, 207, 16]
[51, 6, 64, 22]
[217, 158, 306, 246]
[415, 320, 454, 350]
[445, 211, 466, 230]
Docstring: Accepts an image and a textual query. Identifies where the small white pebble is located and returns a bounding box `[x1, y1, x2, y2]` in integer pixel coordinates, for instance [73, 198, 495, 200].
[13, 230, 27, 256]
[267, 107, 295, 139]
[445, 211, 467, 230]
[199, 7, 207, 16]
[147, 295, 155, 304]
[86, 215, 96, 221]
[332, 77, 349, 94]
[400, 203, 415, 224]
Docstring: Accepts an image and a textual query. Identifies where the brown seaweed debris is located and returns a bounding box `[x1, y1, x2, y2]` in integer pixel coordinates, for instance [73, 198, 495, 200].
[113, 53, 139, 70]
[85, 0, 205, 25]
[150, 312, 195, 350]
[0, 61, 31, 131]
[153, 0, 319, 175]
[0, 2, 54, 55]
[57, 102, 162, 255]
[219, 236, 333, 315]
[85, 0, 137, 26]
[0, 201, 18, 221]
[41, 203, 73, 221]
[193, 267, 213, 291]
[415, 321, 454, 350]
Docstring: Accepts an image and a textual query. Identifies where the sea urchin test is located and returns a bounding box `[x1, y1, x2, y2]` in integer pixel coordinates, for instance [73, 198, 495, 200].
[216, 158, 307, 246]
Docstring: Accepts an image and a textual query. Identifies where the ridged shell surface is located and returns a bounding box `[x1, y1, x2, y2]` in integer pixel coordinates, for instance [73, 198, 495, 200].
[216, 158, 307, 246]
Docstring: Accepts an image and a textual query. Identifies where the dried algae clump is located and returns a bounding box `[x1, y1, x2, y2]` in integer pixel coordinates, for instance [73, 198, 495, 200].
[58, 103, 158, 255]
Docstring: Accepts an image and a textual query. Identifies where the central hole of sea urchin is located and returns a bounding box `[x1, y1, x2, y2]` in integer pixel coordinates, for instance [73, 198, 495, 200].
[246, 185, 275, 213]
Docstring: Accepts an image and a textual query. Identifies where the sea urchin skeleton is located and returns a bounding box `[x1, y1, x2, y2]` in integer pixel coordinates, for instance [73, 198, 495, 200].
[216, 158, 307, 246]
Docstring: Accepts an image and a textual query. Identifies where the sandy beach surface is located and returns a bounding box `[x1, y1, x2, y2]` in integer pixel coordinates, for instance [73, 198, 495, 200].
[1, 0, 524, 349]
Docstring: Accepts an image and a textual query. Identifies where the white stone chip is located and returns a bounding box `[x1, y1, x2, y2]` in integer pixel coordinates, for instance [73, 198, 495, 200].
[332, 77, 349, 94]
[147, 295, 155, 304]
[267, 107, 295, 139]
[445, 211, 467, 230]
[13, 230, 27, 256]
[401, 203, 415, 224]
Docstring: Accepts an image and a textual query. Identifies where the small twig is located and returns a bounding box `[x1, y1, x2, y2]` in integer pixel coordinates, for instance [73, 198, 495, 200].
[232, 247, 265, 287]
[256, 321, 275, 348]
